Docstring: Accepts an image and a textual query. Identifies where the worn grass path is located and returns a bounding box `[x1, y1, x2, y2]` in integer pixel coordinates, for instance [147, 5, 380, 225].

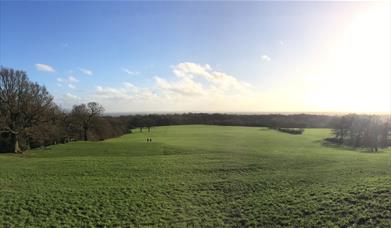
[0, 125, 390, 227]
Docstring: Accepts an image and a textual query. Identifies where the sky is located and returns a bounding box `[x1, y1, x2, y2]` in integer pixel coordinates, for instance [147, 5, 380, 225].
[1, 1, 390, 113]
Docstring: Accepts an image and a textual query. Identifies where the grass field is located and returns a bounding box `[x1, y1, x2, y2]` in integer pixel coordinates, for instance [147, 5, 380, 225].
[0, 125, 390, 227]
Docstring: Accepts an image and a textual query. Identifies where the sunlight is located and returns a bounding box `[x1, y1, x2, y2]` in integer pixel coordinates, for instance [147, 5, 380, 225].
[305, 2, 390, 113]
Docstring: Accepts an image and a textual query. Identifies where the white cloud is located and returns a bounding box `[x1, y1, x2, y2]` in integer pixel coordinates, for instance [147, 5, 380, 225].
[123, 82, 139, 93]
[65, 92, 80, 100]
[93, 82, 154, 100]
[53, 62, 270, 112]
[279, 40, 285, 47]
[95, 86, 129, 99]
[167, 62, 251, 95]
[261, 55, 271, 62]
[35, 63, 55, 73]
[57, 75, 79, 84]
[57, 75, 79, 89]
[172, 62, 211, 79]
[85, 62, 257, 112]
[54, 92, 83, 109]
[79, 68, 93, 76]
[122, 68, 139, 75]
[155, 76, 207, 96]
[68, 76, 79, 83]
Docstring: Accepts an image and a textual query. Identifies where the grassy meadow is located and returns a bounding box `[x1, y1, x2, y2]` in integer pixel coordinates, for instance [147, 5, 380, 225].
[0, 125, 390, 227]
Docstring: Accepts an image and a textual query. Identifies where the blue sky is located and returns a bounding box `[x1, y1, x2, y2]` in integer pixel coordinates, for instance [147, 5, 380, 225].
[1, 1, 390, 113]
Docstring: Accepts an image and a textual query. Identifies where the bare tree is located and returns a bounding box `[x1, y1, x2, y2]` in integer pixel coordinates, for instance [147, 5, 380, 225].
[58, 109, 76, 143]
[71, 102, 104, 141]
[380, 120, 390, 147]
[331, 115, 353, 144]
[330, 114, 388, 152]
[0, 115, 5, 129]
[0, 67, 55, 153]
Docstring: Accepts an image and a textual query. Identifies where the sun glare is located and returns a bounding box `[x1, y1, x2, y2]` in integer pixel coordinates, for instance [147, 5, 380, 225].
[304, 3, 390, 113]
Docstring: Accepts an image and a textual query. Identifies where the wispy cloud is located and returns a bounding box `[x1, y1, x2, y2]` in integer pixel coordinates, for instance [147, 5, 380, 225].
[65, 92, 79, 100]
[161, 62, 251, 96]
[35, 63, 55, 73]
[122, 68, 139, 76]
[79, 68, 93, 76]
[57, 75, 79, 89]
[54, 92, 83, 109]
[68, 75, 79, 83]
[155, 76, 207, 96]
[261, 54, 271, 62]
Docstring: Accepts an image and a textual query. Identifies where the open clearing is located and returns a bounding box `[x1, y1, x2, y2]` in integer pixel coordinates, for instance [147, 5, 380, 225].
[0, 125, 390, 227]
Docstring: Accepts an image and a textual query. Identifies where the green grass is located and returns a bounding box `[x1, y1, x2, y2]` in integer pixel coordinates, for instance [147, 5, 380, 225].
[0, 125, 390, 227]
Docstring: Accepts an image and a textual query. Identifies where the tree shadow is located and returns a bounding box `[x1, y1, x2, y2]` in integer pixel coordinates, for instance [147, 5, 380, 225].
[319, 140, 386, 154]
[258, 128, 270, 131]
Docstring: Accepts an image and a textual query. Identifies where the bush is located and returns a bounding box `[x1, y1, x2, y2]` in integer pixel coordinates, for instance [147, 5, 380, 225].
[277, 128, 304, 135]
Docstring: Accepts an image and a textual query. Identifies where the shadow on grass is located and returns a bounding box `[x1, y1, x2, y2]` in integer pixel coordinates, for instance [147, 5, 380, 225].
[319, 140, 386, 154]
[258, 128, 270, 131]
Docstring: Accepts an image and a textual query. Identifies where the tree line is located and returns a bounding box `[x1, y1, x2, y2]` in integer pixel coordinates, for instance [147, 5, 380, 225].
[124, 113, 335, 130]
[1, 67, 390, 153]
[328, 114, 390, 152]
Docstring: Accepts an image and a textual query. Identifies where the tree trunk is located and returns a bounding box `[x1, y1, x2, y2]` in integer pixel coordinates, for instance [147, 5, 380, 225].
[40, 139, 45, 149]
[10, 133, 22, 153]
[83, 127, 88, 141]
[26, 137, 31, 150]
[15, 138, 21, 153]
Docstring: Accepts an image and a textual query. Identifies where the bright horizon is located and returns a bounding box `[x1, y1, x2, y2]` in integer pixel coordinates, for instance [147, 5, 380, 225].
[1, 1, 390, 113]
